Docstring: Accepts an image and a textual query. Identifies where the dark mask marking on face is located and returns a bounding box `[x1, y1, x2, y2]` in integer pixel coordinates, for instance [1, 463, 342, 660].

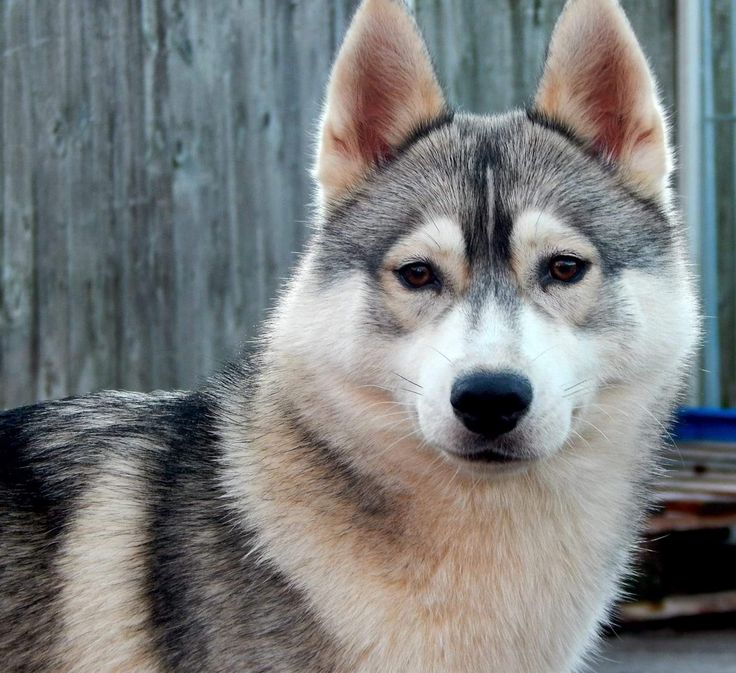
[314, 111, 677, 311]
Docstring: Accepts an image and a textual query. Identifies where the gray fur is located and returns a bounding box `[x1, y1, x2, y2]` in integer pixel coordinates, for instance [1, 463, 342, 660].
[0, 389, 339, 671]
[318, 111, 676, 300]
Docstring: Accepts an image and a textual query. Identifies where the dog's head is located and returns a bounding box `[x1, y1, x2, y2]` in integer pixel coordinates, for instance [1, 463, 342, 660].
[271, 0, 699, 479]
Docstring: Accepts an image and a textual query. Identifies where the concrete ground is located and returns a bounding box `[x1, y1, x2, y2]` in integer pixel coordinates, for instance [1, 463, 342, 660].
[595, 630, 736, 673]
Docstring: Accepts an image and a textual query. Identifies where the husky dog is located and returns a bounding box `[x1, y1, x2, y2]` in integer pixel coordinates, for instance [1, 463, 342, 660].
[0, 0, 698, 671]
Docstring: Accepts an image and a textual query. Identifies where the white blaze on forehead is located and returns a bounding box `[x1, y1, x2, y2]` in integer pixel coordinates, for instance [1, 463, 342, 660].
[465, 300, 518, 368]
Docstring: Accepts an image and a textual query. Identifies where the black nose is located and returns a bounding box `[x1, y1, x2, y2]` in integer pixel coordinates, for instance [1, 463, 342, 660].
[450, 371, 533, 439]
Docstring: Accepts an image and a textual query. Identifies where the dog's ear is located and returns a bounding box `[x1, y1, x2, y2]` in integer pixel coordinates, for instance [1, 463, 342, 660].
[315, 0, 446, 205]
[534, 0, 671, 200]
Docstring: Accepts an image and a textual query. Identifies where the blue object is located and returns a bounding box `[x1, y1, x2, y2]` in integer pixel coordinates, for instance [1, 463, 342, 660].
[674, 407, 736, 442]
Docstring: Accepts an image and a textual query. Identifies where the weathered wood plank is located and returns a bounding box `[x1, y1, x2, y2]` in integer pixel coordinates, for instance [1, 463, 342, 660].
[710, 0, 736, 406]
[2, 0, 38, 406]
[0, 0, 679, 409]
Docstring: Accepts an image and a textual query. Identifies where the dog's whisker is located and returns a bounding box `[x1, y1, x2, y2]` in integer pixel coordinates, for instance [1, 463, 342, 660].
[591, 399, 683, 463]
[424, 231, 442, 251]
[562, 379, 590, 392]
[373, 428, 424, 458]
[374, 415, 416, 433]
[428, 345, 453, 364]
[562, 386, 596, 399]
[391, 371, 423, 389]
[372, 409, 416, 421]
[568, 428, 592, 450]
[362, 400, 415, 409]
[372, 416, 416, 431]
[359, 400, 416, 415]
[586, 402, 614, 421]
[574, 417, 610, 442]
[443, 463, 463, 493]
[529, 345, 558, 363]
[417, 451, 445, 480]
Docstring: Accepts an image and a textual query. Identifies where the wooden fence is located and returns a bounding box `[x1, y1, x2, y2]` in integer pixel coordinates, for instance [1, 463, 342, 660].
[0, 0, 677, 409]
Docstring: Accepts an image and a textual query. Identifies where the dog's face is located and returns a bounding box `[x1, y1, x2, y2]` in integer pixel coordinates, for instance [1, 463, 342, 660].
[274, 0, 698, 478]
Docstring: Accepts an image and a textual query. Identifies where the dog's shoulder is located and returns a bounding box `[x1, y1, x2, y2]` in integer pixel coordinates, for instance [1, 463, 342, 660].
[0, 389, 218, 531]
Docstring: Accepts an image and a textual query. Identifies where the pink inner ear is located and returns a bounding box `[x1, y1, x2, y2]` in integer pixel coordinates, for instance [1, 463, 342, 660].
[579, 38, 644, 161]
[586, 70, 627, 158]
[318, 0, 445, 198]
[350, 37, 413, 165]
[355, 91, 398, 165]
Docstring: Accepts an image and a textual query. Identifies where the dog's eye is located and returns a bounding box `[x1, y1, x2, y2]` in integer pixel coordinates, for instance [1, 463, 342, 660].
[548, 256, 587, 283]
[397, 262, 439, 290]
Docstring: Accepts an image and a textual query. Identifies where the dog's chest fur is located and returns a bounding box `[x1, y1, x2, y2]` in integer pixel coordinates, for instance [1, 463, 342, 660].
[339, 505, 590, 673]
[226, 416, 638, 673]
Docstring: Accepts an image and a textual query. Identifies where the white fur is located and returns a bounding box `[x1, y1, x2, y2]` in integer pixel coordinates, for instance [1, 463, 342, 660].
[223, 207, 698, 672]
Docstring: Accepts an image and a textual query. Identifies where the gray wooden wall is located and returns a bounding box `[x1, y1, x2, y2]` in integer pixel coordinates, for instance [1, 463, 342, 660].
[0, 0, 677, 409]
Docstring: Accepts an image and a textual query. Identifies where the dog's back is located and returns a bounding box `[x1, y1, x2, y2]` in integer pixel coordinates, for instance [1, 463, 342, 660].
[0, 390, 338, 672]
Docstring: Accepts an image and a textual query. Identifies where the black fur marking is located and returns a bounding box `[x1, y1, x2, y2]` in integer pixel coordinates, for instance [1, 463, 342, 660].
[147, 392, 338, 672]
[0, 402, 91, 537]
[463, 144, 494, 266]
[0, 405, 61, 673]
[490, 198, 515, 268]
[146, 393, 220, 669]
[394, 108, 456, 156]
[0, 408, 55, 523]
[0, 396, 116, 671]
[525, 107, 588, 150]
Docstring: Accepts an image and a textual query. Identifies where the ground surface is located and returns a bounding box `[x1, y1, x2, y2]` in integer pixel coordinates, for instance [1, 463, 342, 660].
[596, 630, 736, 672]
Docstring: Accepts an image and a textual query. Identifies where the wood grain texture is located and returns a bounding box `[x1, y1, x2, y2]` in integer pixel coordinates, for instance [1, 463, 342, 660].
[0, 0, 678, 409]
[710, 0, 736, 406]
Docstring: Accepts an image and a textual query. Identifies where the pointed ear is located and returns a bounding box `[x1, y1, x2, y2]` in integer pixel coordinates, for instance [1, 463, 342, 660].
[315, 0, 446, 205]
[534, 0, 671, 200]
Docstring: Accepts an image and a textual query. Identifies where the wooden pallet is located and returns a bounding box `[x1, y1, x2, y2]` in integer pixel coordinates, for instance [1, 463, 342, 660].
[620, 441, 736, 622]
[619, 591, 736, 622]
[649, 441, 736, 533]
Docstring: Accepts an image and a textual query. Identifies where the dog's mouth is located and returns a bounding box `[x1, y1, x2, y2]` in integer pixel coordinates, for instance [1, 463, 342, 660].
[443, 445, 530, 465]
[460, 447, 522, 463]
[439, 445, 535, 478]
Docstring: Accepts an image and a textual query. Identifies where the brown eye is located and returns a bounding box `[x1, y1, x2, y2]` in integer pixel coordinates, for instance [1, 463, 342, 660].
[397, 262, 439, 290]
[548, 255, 587, 283]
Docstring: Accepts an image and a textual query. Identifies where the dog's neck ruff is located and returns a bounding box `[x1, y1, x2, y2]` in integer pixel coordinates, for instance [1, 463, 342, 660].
[218, 375, 648, 673]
